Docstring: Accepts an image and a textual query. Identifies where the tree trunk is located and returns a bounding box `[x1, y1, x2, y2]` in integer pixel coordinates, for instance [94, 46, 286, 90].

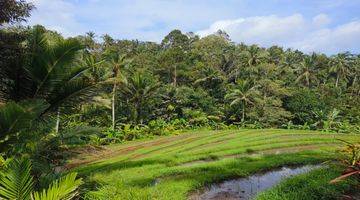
[335, 74, 339, 87]
[173, 65, 177, 87]
[354, 75, 357, 85]
[112, 82, 116, 131]
[135, 101, 141, 124]
[241, 101, 245, 122]
[55, 108, 60, 133]
[55, 108, 63, 144]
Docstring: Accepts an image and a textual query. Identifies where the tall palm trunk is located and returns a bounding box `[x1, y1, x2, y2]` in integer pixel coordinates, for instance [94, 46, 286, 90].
[335, 74, 339, 87]
[173, 65, 177, 87]
[112, 82, 116, 131]
[55, 108, 60, 133]
[241, 101, 246, 122]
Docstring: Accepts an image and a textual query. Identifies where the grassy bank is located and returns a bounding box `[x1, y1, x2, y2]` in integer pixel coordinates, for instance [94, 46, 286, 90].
[68, 129, 360, 200]
[256, 166, 359, 200]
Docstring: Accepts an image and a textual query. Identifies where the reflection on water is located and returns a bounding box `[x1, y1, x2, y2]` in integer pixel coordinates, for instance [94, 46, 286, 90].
[190, 165, 321, 200]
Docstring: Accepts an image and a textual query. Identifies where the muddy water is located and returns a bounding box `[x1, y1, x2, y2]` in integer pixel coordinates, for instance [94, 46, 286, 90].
[189, 165, 321, 200]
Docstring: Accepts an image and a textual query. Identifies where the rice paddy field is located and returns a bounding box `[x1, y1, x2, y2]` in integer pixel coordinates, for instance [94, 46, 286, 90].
[69, 129, 360, 200]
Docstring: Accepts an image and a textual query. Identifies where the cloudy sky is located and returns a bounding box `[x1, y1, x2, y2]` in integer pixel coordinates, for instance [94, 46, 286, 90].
[28, 0, 360, 54]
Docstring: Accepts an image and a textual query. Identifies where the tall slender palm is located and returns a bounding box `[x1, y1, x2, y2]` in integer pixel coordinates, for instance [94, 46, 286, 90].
[242, 45, 269, 67]
[329, 53, 352, 87]
[351, 57, 360, 88]
[225, 80, 260, 122]
[104, 51, 128, 130]
[295, 54, 318, 87]
[119, 72, 159, 124]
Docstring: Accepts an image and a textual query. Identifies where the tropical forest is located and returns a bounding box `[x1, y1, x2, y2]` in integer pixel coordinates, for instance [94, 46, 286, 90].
[0, 0, 359, 199]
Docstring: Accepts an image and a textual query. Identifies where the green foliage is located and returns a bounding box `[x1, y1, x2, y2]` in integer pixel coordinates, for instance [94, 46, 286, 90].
[118, 71, 160, 124]
[32, 173, 83, 200]
[0, 157, 82, 200]
[285, 88, 327, 124]
[330, 140, 360, 184]
[2, 19, 360, 199]
[0, 0, 34, 24]
[0, 99, 49, 153]
[0, 158, 34, 200]
[25, 26, 96, 110]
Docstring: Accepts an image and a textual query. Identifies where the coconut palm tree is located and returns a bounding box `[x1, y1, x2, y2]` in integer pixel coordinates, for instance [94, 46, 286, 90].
[242, 45, 269, 67]
[330, 53, 352, 87]
[119, 71, 159, 124]
[225, 80, 260, 122]
[103, 51, 129, 130]
[295, 54, 318, 87]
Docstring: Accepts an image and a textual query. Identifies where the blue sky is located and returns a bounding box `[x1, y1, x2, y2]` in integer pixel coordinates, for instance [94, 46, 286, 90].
[28, 0, 360, 54]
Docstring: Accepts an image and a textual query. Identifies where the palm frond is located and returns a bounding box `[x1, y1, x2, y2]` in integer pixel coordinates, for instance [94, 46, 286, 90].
[47, 79, 98, 111]
[26, 30, 83, 98]
[0, 100, 49, 142]
[32, 173, 82, 200]
[0, 158, 34, 200]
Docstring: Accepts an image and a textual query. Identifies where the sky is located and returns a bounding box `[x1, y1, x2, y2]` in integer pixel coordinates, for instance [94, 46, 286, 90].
[28, 0, 360, 54]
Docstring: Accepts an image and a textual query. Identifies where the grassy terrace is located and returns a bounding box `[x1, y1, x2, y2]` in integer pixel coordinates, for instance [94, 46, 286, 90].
[69, 129, 360, 200]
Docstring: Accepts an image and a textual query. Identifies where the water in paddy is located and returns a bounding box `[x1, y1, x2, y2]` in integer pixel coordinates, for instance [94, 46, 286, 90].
[189, 165, 321, 200]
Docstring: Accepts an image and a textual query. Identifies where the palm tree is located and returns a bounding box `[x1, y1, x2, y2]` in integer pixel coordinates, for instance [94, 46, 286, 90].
[82, 53, 106, 83]
[194, 66, 225, 99]
[24, 26, 97, 134]
[242, 45, 269, 67]
[352, 57, 360, 86]
[194, 66, 224, 88]
[119, 71, 159, 124]
[295, 54, 318, 87]
[225, 80, 260, 122]
[104, 51, 129, 130]
[329, 53, 352, 87]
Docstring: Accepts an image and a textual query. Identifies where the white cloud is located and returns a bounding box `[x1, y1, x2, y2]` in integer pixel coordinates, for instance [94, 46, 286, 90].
[196, 14, 360, 54]
[25, 0, 360, 54]
[312, 14, 331, 27]
[27, 0, 238, 41]
[295, 21, 360, 53]
[28, 0, 85, 37]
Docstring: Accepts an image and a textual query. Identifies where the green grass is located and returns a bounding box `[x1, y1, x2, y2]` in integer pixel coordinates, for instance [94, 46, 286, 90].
[69, 129, 360, 200]
[256, 166, 358, 200]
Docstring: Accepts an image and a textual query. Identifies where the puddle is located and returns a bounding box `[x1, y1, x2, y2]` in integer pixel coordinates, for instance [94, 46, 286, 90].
[189, 165, 321, 200]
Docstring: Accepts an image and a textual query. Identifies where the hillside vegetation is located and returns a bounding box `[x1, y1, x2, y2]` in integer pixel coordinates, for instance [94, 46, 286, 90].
[0, 1, 359, 200]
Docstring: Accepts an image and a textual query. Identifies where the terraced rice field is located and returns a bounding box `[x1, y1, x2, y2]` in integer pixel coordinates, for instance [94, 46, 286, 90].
[70, 129, 360, 200]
